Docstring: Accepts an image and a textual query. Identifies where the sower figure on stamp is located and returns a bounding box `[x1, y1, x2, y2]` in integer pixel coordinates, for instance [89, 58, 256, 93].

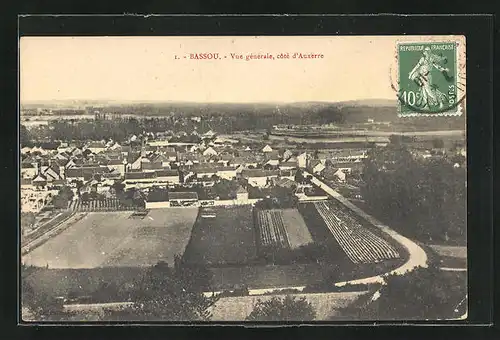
[408, 47, 452, 110]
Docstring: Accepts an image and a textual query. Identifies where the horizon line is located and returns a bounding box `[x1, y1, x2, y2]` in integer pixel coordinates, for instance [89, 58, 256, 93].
[21, 98, 398, 105]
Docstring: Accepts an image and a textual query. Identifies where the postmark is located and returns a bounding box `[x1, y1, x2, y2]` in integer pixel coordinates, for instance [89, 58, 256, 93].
[396, 39, 466, 117]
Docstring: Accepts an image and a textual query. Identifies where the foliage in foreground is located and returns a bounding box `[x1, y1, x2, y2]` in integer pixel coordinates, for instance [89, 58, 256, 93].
[333, 265, 467, 320]
[22, 258, 219, 322]
[361, 140, 466, 245]
[246, 295, 316, 321]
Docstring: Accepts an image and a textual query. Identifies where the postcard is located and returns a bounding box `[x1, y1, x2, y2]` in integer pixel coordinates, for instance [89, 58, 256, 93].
[20, 35, 467, 322]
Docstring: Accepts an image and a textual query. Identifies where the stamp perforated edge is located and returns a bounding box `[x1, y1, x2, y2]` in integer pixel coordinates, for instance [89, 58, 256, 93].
[392, 36, 466, 118]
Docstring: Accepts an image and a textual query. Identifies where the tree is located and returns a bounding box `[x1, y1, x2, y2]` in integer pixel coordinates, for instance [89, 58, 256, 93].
[20, 125, 33, 147]
[21, 265, 64, 320]
[361, 144, 466, 245]
[124, 261, 218, 321]
[334, 265, 467, 320]
[213, 178, 239, 200]
[432, 138, 445, 149]
[246, 295, 316, 321]
[294, 169, 305, 184]
[111, 180, 125, 195]
[74, 180, 84, 196]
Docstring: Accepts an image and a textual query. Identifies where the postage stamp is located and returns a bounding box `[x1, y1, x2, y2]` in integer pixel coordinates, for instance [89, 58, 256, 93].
[396, 39, 466, 117]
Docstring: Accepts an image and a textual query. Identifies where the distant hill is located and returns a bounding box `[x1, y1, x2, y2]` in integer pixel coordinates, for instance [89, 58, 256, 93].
[334, 99, 397, 107]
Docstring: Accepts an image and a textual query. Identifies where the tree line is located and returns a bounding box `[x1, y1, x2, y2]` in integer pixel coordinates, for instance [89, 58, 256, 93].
[21, 106, 347, 145]
[361, 139, 466, 245]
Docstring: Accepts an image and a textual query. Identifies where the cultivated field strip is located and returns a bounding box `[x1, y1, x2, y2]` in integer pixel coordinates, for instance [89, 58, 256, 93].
[314, 201, 400, 264]
[78, 198, 131, 212]
[257, 210, 290, 249]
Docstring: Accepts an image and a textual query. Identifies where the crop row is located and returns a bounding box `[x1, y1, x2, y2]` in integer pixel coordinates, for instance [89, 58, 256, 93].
[257, 210, 290, 249]
[77, 198, 130, 212]
[314, 201, 400, 264]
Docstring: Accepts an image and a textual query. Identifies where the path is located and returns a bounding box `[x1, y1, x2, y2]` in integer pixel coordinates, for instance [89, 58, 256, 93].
[303, 171, 428, 286]
[21, 212, 86, 256]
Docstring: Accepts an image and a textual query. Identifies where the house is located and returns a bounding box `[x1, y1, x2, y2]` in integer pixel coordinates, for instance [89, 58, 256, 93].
[309, 160, 326, 175]
[30, 146, 48, 156]
[42, 165, 61, 182]
[142, 161, 164, 172]
[106, 159, 127, 176]
[202, 130, 216, 139]
[123, 170, 180, 188]
[241, 169, 295, 188]
[235, 186, 249, 201]
[333, 168, 347, 182]
[155, 170, 180, 184]
[64, 158, 77, 169]
[147, 139, 170, 147]
[150, 154, 172, 167]
[264, 150, 280, 161]
[86, 141, 107, 154]
[279, 160, 298, 171]
[145, 190, 170, 209]
[192, 164, 219, 180]
[168, 191, 199, 207]
[109, 142, 122, 151]
[264, 159, 280, 170]
[20, 178, 34, 190]
[65, 166, 110, 181]
[321, 149, 368, 164]
[53, 152, 69, 161]
[297, 152, 308, 168]
[70, 147, 84, 157]
[262, 144, 273, 153]
[216, 166, 238, 180]
[32, 173, 47, 188]
[213, 137, 239, 146]
[215, 153, 233, 166]
[157, 147, 178, 162]
[203, 147, 218, 157]
[178, 152, 208, 166]
[21, 146, 32, 154]
[188, 145, 200, 153]
[271, 177, 297, 190]
[21, 162, 37, 179]
[127, 152, 142, 170]
[282, 149, 294, 161]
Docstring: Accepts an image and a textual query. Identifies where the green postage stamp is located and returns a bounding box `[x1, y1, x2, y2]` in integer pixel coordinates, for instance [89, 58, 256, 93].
[397, 38, 466, 117]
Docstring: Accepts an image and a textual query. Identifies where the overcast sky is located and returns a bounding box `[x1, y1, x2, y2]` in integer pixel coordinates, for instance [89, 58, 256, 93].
[20, 35, 459, 103]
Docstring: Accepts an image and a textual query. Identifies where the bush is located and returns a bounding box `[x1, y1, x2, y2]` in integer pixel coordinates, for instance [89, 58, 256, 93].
[246, 295, 316, 321]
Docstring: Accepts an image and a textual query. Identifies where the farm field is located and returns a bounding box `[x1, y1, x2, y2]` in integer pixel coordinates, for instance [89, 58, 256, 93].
[256, 209, 313, 249]
[209, 263, 326, 291]
[22, 208, 198, 268]
[23, 266, 148, 298]
[182, 206, 257, 265]
[314, 201, 400, 264]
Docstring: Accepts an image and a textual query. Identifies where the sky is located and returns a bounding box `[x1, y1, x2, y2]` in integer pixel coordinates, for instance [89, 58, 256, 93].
[20, 35, 461, 104]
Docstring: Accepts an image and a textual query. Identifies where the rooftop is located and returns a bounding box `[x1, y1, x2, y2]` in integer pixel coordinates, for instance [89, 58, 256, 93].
[168, 191, 199, 201]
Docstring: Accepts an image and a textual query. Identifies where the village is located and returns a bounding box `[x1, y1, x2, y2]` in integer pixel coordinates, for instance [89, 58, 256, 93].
[19, 125, 376, 230]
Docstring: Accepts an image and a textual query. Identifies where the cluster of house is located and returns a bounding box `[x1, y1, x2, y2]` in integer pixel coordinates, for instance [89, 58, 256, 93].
[20, 130, 369, 212]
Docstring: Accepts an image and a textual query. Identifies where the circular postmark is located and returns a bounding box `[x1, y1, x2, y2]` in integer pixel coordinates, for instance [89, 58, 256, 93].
[389, 38, 466, 116]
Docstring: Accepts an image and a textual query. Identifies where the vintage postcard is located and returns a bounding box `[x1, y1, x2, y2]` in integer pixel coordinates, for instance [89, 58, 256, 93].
[20, 36, 467, 322]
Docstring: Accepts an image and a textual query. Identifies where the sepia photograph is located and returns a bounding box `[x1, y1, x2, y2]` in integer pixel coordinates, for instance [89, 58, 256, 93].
[19, 35, 467, 322]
